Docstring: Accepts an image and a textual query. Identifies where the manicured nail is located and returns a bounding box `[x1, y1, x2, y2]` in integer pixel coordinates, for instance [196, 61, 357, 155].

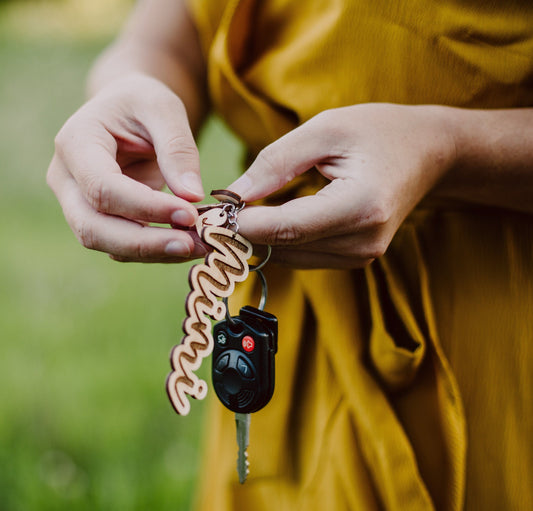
[228, 174, 252, 197]
[171, 209, 196, 227]
[165, 240, 191, 256]
[181, 172, 204, 197]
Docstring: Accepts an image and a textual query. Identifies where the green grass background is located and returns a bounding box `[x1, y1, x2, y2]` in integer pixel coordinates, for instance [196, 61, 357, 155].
[0, 4, 243, 509]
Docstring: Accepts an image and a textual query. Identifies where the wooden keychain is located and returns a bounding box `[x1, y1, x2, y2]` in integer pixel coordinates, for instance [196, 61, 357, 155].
[166, 190, 278, 483]
[166, 190, 253, 416]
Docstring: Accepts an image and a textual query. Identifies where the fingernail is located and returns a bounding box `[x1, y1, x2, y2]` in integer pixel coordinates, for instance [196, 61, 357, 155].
[171, 209, 196, 227]
[229, 174, 253, 197]
[193, 241, 208, 257]
[181, 172, 204, 197]
[165, 240, 191, 256]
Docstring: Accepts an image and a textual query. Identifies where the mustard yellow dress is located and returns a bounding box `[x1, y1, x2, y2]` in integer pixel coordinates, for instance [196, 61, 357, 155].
[186, 1, 533, 509]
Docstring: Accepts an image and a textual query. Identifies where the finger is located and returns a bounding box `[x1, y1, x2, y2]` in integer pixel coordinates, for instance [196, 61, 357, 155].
[53, 165, 200, 262]
[110, 228, 208, 263]
[109, 231, 208, 263]
[274, 231, 388, 262]
[228, 112, 338, 201]
[54, 125, 198, 227]
[236, 180, 365, 246]
[109, 241, 207, 263]
[134, 82, 205, 201]
[270, 247, 373, 270]
[122, 159, 166, 191]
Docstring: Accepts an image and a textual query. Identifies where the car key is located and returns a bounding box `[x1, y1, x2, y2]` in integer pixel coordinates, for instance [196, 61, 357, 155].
[212, 302, 278, 482]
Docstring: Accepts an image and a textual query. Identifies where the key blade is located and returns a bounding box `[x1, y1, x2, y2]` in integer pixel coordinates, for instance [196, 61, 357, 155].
[237, 450, 249, 484]
[235, 413, 250, 483]
[235, 412, 250, 447]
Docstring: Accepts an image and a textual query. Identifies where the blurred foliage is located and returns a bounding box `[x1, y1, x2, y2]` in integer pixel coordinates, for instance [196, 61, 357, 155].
[0, 0, 60, 4]
[0, 1, 244, 509]
[0, 0, 134, 40]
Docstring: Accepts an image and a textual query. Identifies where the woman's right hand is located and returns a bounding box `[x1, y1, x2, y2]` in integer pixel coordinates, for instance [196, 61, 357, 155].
[47, 73, 206, 263]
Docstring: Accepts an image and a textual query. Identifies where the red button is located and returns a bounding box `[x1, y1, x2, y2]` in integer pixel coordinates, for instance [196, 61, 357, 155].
[242, 335, 255, 352]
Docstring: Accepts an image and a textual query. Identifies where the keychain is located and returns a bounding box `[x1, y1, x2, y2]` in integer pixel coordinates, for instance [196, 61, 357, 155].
[212, 262, 277, 483]
[165, 190, 277, 483]
[166, 190, 253, 416]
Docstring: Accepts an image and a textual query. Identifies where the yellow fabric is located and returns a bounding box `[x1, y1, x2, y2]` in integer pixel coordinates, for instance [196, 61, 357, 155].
[186, 1, 533, 509]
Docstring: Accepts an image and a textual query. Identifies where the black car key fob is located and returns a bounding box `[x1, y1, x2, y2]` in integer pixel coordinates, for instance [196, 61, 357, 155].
[212, 306, 277, 414]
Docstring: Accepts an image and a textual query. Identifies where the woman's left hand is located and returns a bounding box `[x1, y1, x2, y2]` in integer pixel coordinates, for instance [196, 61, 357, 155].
[228, 103, 456, 269]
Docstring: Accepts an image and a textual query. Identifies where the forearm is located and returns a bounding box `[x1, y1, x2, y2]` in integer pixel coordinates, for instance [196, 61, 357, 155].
[436, 106, 533, 213]
[87, 0, 208, 134]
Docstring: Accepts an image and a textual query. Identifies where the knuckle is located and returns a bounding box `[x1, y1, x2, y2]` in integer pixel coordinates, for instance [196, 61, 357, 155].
[266, 204, 305, 245]
[365, 238, 389, 259]
[307, 108, 348, 150]
[54, 115, 81, 158]
[344, 241, 385, 263]
[131, 239, 151, 260]
[343, 224, 390, 261]
[312, 108, 335, 126]
[362, 196, 393, 229]
[255, 146, 278, 172]
[271, 224, 301, 245]
[53, 126, 70, 159]
[309, 108, 345, 135]
[255, 147, 291, 188]
[255, 147, 281, 181]
[73, 218, 97, 250]
[53, 129, 65, 152]
[46, 162, 58, 191]
[267, 215, 304, 246]
[83, 174, 111, 213]
[164, 135, 198, 158]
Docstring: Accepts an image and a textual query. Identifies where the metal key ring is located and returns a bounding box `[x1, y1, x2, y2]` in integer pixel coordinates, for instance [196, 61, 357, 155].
[249, 245, 272, 272]
[223, 268, 268, 328]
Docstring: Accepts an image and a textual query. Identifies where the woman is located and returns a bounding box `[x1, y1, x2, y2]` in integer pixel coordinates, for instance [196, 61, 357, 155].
[47, 0, 533, 509]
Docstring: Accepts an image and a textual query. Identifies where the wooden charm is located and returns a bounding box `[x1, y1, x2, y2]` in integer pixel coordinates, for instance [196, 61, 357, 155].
[166, 205, 253, 415]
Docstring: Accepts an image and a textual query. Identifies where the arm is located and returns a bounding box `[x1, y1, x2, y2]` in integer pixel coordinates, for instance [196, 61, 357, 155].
[47, 0, 209, 262]
[227, 103, 533, 269]
[435, 106, 533, 213]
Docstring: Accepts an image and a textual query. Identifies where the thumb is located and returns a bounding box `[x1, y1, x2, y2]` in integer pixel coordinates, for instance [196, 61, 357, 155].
[139, 81, 204, 202]
[228, 117, 329, 202]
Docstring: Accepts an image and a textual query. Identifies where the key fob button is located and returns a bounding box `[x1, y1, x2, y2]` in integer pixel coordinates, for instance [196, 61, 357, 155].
[237, 356, 254, 379]
[241, 335, 255, 352]
[215, 353, 230, 372]
[222, 368, 242, 395]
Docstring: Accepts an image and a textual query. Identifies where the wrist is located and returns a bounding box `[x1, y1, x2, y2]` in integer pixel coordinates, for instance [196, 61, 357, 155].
[420, 104, 483, 200]
[404, 104, 460, 191]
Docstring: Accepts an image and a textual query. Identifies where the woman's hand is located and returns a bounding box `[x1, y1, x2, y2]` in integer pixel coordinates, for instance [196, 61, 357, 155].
[47, 73, 206, 263]
[229, 103, 456, 269]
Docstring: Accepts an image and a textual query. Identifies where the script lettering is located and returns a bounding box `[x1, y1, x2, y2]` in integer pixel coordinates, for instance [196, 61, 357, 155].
[166, 224, 252, 415]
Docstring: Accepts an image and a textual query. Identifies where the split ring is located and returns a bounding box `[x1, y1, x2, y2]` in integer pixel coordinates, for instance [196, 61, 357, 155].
[249, 245, 272, 272]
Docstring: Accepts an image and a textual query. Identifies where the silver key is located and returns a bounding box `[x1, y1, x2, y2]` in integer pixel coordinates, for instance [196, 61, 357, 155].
[235, 412, 251, 483]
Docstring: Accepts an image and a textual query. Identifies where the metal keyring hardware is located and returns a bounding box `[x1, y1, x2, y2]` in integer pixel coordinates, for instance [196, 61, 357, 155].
[223, 267, 269, 330]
